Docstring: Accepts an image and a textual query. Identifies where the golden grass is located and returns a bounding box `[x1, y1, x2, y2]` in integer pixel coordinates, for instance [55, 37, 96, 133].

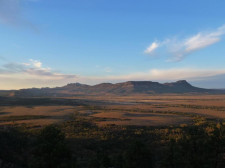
[0, 95, 225, 127]
[0, 106, 77, 126]
[92, 111, 191, 126]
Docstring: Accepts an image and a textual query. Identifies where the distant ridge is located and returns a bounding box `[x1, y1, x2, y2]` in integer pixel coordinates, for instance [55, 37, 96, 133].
[11, 80, 225, 97]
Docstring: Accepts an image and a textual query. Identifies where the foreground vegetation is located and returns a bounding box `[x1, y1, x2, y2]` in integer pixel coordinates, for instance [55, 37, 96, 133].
[0, 115, 224, 168]
[0, 96, 225, 168]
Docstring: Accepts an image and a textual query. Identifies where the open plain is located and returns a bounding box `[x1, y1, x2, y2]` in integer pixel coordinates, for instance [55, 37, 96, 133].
[0, 94, 225, 128]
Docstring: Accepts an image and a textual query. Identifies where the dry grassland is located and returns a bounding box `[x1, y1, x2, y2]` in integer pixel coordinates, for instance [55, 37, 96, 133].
[0, 94, 224, 127]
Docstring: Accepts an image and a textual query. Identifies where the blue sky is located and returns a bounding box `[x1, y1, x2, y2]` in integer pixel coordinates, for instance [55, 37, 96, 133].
[0, 0, 225, 89]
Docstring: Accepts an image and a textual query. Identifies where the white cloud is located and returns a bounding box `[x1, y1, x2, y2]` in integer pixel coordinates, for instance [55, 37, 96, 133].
[144, 42, 160, 54]
[29, 59, 42, 68]
[145, 25, 225, 61]
[0, 59, 76, 80]
[23, 59, 42, 68]
[184, 33, 219, 52]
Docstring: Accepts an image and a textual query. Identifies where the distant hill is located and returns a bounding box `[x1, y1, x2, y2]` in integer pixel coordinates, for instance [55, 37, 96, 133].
[12, 80, 225, 97]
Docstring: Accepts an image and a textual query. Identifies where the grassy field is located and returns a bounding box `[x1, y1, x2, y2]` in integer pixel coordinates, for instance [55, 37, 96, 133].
[0, 106, 78, 126]
[0, 94, 224, 127]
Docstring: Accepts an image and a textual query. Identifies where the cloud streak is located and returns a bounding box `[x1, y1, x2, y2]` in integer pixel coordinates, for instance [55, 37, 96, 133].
[74, 68, 225, 90]
[1, 59, 225, 89]
[0, 0, 38, 31]
[144, 42, 159, 54]
[0, 0, 20, 25]
[145, 25, 225, 61]
[86, 69, 225, 83]
[0, 59, 77, 80]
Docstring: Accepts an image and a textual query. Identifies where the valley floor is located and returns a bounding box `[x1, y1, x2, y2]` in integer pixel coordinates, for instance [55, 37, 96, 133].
[0, 94, 225, 127]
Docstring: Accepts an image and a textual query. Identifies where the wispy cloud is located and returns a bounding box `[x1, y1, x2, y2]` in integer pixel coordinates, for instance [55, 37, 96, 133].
[0, 59, 76, 80]
[0, 0, 20, 25]
[145, 25, 225, 61]
[104, 67, 112, 73]
[1, 60, 225, 89]
[0, 59, 79, 89]
[144, 42, 159, 54]
[0, 0, 38, 31]
[76, 68, 225, 88]
[23, 59, 42, 68]
[95, 65, 113, 73]
[0, 56, 8, 61]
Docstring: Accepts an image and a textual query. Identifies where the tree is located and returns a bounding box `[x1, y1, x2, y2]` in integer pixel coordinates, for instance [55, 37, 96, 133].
[31, 125, 74, 168]
[124, 141, 153, 168]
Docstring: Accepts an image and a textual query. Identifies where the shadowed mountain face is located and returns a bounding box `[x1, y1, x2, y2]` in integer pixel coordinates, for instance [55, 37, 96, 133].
[13, 80, 225, 97]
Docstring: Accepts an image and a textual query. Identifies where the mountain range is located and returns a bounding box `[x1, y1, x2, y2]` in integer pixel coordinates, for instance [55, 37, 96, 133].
[10, 80, 225, 97]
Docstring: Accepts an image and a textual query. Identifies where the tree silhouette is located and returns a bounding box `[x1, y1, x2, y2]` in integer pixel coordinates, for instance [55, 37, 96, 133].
[31, 125, 73, 168]
[124, 141, 152, 168]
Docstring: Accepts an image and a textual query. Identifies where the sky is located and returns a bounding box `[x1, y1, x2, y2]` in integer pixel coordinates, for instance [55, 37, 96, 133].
[0, 0, 225, 89]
